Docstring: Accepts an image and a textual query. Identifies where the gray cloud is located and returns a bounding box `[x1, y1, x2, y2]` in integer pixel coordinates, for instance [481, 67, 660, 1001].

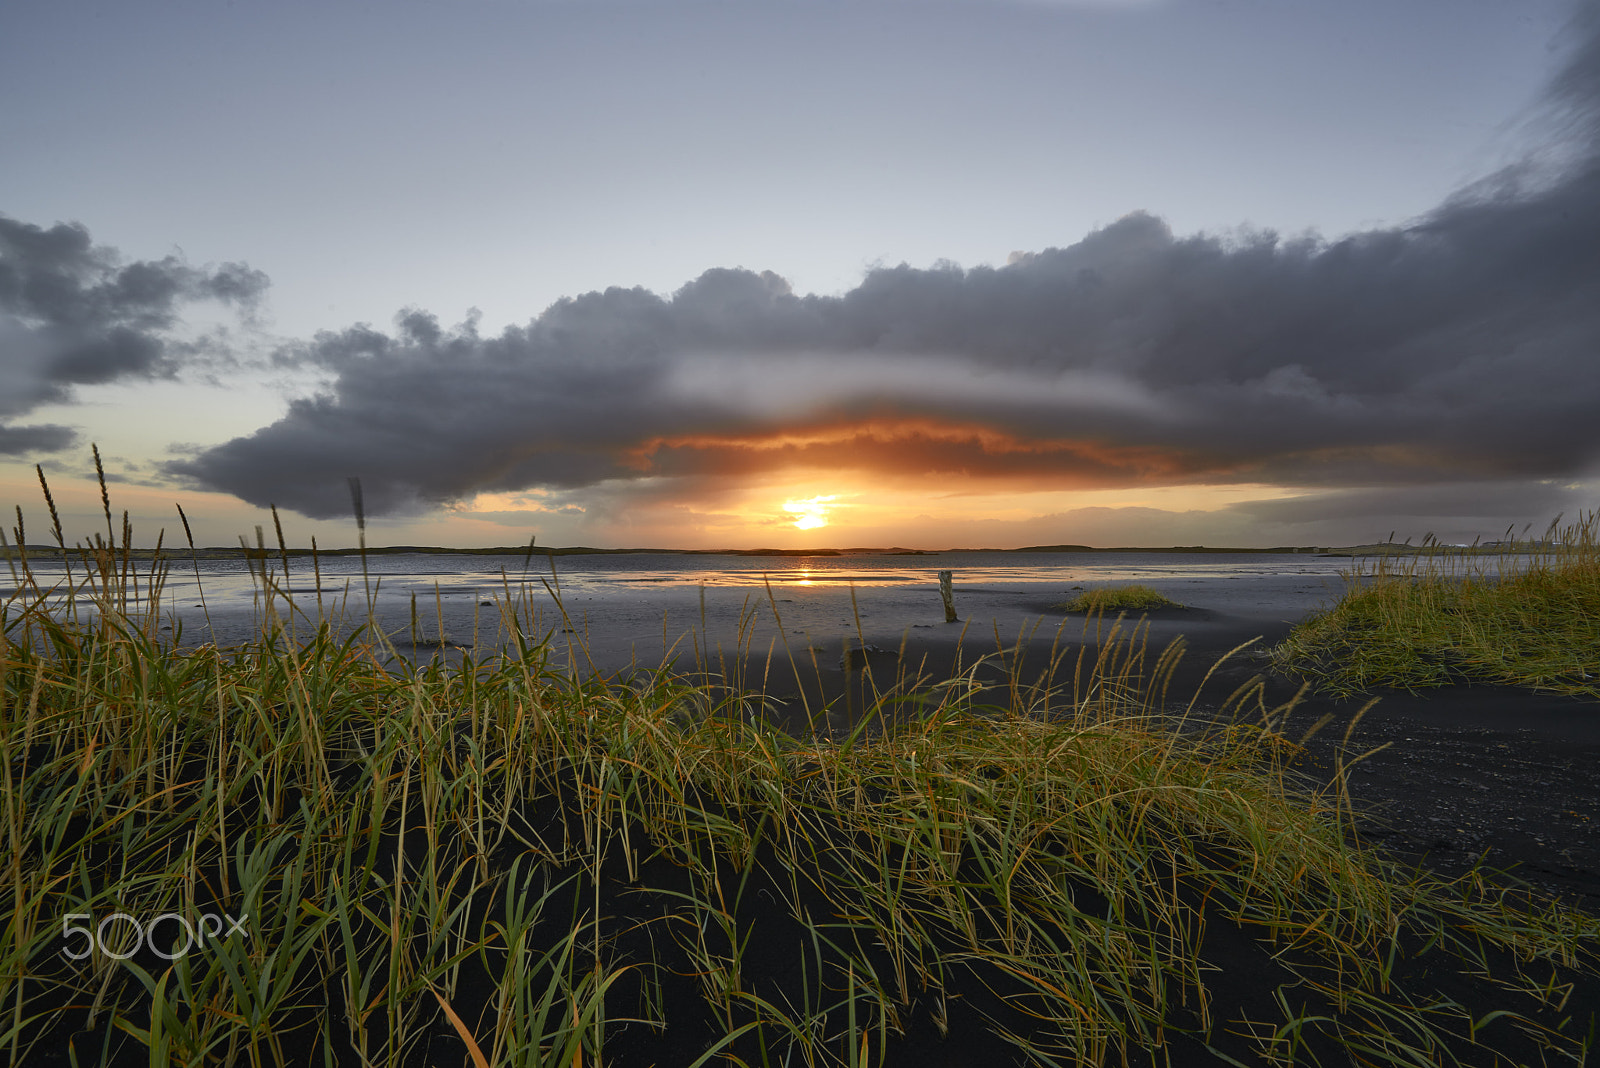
[172, 8, 1600, 522]
[0, 422, 76, 456]
[0, 213, 269, 447]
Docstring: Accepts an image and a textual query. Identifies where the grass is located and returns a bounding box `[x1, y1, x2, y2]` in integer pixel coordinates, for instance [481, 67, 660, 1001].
[2, 466, 1598, 1066]
[1055, 584, 1183, 614]
[1271, 512, 1600, 700]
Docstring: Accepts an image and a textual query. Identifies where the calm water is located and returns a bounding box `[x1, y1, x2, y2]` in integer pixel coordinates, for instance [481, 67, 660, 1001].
[5, 549, 1356, 600]
[6, 550, 1361, 650]
[18, 547, 1542, 650]
[10, 549, 1356, 592]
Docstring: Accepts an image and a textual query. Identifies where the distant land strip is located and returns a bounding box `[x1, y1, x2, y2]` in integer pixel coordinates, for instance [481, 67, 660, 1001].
[3, 542, 1539, 562]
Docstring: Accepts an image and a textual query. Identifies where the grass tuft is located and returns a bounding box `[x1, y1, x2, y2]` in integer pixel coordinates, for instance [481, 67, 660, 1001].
[1056, 583, 1183, 613]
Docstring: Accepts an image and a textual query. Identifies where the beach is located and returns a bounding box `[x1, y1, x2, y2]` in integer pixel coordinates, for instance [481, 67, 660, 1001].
[71, 548, 1590, 910]
[556, 558, 1596, 910]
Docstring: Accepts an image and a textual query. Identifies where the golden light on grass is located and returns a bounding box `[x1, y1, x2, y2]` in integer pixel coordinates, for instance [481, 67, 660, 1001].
[783, 493, 837, 530]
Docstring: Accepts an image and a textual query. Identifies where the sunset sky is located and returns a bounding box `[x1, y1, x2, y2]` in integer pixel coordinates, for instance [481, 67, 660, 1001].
[3, 0, 1598, 550]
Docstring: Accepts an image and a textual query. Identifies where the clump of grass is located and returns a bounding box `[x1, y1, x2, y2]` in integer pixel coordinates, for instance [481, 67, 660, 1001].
[2, 467, 1598, 1066]
[1273, 512, 1600, 699]
[1056, 583, 1183, 613]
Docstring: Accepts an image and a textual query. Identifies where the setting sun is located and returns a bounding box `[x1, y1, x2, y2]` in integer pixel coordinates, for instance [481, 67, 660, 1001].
[783, 494, 837, 530]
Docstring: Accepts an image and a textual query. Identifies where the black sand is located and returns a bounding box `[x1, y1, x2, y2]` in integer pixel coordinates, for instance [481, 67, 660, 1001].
[555, 577, 1600, 914]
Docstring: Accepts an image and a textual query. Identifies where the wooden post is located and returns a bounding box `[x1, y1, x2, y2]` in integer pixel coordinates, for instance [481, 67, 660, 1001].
[938, 570, 957, 623]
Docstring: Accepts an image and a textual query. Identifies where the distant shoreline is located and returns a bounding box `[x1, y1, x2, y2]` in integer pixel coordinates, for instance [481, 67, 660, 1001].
[2, 541, 1549, 561]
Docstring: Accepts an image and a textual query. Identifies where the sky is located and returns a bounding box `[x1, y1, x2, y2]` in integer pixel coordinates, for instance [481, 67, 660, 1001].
[3, 0, 1598, 550]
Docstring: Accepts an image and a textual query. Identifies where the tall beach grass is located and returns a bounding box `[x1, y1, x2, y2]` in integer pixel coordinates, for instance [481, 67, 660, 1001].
[1272, 512, 1600, 700]
[2, 470, 1597, 1065]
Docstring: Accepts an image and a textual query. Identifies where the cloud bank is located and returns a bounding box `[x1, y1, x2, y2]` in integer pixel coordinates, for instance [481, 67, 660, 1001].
[0, 213, 268, 454]
[155, 6, 1600, 522]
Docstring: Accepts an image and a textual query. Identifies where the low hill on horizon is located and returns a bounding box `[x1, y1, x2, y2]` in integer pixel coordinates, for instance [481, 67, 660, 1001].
[5, 542, 1400, 561]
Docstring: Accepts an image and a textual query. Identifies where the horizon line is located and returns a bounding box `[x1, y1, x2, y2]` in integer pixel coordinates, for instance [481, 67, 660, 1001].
[8, 540, 1465, 559]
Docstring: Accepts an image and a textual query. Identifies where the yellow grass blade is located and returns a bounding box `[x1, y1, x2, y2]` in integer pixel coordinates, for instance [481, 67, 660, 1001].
[430, 987, 489, 1068]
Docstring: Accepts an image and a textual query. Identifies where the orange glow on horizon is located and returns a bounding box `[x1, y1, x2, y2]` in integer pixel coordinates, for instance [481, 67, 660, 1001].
[633, 416, 1072, 456]
[624, 416, 1207, 489]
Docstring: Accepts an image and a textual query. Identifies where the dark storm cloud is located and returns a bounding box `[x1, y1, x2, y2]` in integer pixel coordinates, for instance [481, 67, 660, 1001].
[0, 213, 268, 447]
[173, 8, 1600, 520]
